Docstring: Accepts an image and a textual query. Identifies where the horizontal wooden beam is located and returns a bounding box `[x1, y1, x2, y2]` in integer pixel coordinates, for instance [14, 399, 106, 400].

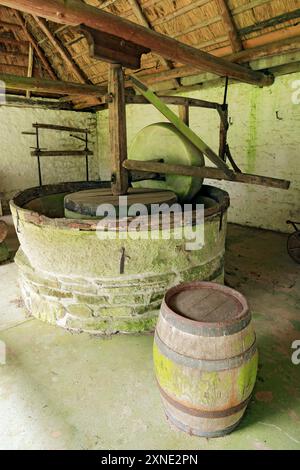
[239, 8, 300, 36]
[133, 35, 300, 86]
[31, 149, 93, 157]
[123, 160, 291, 190]
[0, 94, 74, 109]
[125, 94, 221, 109]
[32, 123, 89, 133]
[0, 73, 107, 96]
[0, 0, 273, 86]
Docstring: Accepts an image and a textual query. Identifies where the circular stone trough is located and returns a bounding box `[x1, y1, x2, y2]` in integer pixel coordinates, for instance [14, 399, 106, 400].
[10, 181, 230, 335]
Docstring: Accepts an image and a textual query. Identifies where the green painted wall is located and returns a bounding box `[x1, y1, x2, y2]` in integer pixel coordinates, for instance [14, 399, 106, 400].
[98, 72, 300, 233]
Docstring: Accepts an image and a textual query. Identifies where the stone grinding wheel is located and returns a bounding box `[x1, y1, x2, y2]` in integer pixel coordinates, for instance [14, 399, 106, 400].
[129, 122, 205, 202]
[64, 187, 178, 219]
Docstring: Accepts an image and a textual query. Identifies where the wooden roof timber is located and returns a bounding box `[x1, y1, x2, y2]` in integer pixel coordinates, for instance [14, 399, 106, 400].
[13, 10, 57, 80]
[0, 73, 107, 96]
[0, 0, 273, 87]
[127, 0, 180, 89]
[130, 34, 300, 86]
[215, 0, 242, 53]
[33, 15, 88, 84]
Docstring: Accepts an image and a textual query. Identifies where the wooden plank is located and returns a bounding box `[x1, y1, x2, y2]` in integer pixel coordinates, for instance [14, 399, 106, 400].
[32, 123, 89, 132]
[31, 149, 93, 157]
[81, 26, 149, 69]
[131, 76, 233, 177]
[133, 34, 300, 86]
[109, 64, 129, 195]
[123, 160, 291, 190]
[1, 0, 273, 87]
[125, 94, 221, 109]
[0, 73, 107, 96]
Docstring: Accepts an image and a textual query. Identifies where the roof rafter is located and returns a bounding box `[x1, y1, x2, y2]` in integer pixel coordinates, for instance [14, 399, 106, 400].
[215, 0, 243, 52]
[128, 0, 180, 88]
[13, 10, 57, 80]
[33, 15, 88, 83]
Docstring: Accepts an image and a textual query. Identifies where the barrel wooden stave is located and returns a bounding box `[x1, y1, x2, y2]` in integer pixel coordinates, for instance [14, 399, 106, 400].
[153, 282, 258, 438]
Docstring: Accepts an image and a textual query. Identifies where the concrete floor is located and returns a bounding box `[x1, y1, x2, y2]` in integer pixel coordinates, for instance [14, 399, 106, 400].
[0, 223, 300, 450]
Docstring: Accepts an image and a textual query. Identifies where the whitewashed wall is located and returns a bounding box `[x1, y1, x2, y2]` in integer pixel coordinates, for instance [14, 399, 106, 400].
[0, 106, 99, 208]
[98, 71, 300, 233]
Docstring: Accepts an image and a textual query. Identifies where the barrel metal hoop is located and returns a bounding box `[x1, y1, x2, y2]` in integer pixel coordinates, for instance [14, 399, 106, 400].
[161, 308, 252, 337]
[165, 409, 243, 438]
[154, 331, 257, 372]
[158, 382, 252, 418]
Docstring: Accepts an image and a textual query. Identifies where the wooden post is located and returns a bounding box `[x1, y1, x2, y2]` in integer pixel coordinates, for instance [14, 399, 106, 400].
[178, 105, 189, 126]
[108, 64, 129, 195]
[26, 44, 34, 99]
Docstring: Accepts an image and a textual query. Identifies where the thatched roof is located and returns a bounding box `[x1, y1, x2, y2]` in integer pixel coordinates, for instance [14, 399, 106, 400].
[0, 0, 300, 105]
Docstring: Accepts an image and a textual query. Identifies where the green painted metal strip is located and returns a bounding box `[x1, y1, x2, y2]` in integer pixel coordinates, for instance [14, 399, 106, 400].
[130, 76, 233, 178]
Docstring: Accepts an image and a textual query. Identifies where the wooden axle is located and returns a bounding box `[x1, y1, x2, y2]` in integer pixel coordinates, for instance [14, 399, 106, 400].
[123, 160, 291, 190]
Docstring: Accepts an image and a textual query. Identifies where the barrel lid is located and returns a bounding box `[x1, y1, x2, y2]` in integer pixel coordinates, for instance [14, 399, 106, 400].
[164, 281, 249, 328]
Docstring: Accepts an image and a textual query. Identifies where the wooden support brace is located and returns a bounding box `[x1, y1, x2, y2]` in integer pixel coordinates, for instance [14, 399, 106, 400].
[109, 65, 129, 195]
[123, 160, 290, 190]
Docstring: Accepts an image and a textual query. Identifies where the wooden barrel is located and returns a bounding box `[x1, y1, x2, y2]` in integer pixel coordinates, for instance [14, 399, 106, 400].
[153, 281, 258, 438]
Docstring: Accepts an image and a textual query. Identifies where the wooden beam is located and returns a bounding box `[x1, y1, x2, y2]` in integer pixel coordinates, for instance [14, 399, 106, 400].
[216, 0, 243, 52]
[133, 35, 300, 86]
[239, 9, 300, 36]
[128, 0, 180, 89]
[0, 94, 74, 109]
[0, 20, 22, 31]
[81, 26, 149, 69]
[33, 15, 88, 83]
[0, 73, 107, 96]
[123, 160, 291, 190]
[1, 0, 273, 86]
[125, 94, 221, 109]
[131, 75, 232, 177]
[109, 65, 129, 195]
[13, 10, 57, 80]
[31, 149, 93, 157]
